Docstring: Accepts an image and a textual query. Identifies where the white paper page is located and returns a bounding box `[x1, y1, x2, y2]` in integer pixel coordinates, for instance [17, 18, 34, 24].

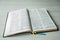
[4, 8, 31, 36]
[29, 8, 57, 32]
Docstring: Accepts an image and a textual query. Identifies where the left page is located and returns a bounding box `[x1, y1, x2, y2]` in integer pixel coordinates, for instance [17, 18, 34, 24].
[3, 8, 31, 37]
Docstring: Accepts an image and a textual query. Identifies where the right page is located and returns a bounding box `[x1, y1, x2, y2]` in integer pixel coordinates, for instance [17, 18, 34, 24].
[29, 8, 57, 32]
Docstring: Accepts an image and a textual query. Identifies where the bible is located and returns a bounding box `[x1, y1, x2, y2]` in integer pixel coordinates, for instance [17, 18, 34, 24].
[3, 8, 57, 37]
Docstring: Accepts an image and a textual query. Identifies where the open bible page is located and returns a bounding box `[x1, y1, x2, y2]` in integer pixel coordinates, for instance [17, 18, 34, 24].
[4, 9, 31, 37]
[29, 8, 57, 32]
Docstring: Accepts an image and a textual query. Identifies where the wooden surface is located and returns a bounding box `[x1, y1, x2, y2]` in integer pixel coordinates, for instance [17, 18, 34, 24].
[0, 0, 60, 40]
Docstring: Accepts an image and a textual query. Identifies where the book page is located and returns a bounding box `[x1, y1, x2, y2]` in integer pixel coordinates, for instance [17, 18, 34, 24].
[29, 8, 57, 32]
[4, 8, 31, 36]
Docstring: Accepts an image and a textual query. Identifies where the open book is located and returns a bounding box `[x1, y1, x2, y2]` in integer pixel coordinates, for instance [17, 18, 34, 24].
[3, 8, 57, 37]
